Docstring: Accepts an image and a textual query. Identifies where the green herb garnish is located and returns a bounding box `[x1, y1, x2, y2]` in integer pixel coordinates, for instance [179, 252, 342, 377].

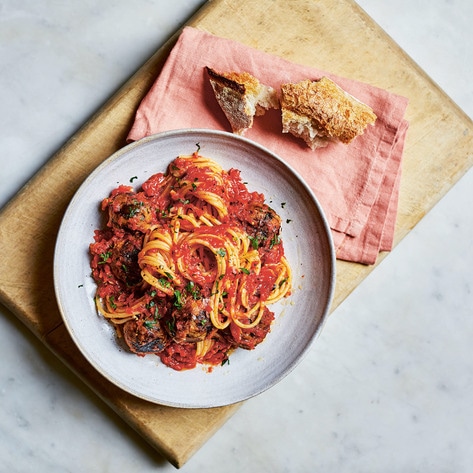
[158, 278, 171, 288]
[249, 235, 259, 250]
[98, 251, 111, 264]
[173, 289, 183, 309]
[109, 296, 117, 310]
[269, 235, 280, 249]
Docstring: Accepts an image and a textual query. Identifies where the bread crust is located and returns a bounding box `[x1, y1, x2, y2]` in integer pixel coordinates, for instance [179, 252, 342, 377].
[280, 77, 377, 149]
[206, 67, 278, 135]
[206, 66, 246, 95]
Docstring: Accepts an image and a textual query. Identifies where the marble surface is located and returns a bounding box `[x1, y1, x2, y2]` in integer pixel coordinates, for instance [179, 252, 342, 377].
[1, 0, 472, 471]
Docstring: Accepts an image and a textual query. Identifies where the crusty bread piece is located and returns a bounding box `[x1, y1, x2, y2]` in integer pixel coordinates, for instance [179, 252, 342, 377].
[206, 66, 279, 135]
[280, 77, 377, 149]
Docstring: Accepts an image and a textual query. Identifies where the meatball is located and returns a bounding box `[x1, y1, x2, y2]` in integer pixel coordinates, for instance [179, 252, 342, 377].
[109, 236, 142, 287]
[230, 306, 275, 350]
[105, 192, 153, 232]
[170, 296, 213, 343]
[240, 203, 281, 248]
[123, 318, 168, 354]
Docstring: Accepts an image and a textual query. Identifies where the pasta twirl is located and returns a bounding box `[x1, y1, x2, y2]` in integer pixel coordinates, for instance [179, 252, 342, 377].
[89, 152, 292, 371]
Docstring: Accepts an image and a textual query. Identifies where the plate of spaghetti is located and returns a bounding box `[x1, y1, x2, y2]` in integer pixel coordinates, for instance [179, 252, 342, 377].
[54, 129, 335, 408]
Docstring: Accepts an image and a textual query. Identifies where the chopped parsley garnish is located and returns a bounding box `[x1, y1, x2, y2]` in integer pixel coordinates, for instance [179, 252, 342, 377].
[98, 251, 111, 264]
[185, 281, 201, 300]
[109, 296, 117, 310]
[167, 318, 176, 336]
[249, 235, 259, 250]
[269, 235, 281, 249]
[158, 277, 171, 288]
[144, 301, 160, 324]
[125, 200, 144, 218]
[173, 289, 183, 309]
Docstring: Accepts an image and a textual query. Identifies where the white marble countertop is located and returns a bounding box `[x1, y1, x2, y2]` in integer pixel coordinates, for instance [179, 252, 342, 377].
[1, 1, 472, 471]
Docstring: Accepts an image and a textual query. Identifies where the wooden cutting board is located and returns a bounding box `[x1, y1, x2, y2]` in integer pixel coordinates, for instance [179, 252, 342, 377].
[1, 0, 472, 468]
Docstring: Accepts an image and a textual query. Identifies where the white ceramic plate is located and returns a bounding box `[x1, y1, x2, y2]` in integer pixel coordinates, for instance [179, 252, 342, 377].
[54, 129, 335, 408]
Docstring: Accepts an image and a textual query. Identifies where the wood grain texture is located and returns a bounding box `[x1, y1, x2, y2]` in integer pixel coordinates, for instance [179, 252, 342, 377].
[0, 0, 472, 467]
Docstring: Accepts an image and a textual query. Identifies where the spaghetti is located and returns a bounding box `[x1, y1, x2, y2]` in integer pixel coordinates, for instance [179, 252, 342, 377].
[89, 151, 292, 370]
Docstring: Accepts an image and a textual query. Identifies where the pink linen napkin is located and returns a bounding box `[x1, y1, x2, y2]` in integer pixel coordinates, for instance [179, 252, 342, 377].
[127, 26, 409, 265]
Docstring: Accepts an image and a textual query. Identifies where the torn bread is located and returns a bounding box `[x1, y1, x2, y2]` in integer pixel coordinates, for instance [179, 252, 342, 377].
[280, 77, 377, 149]
[206, 66, 279, 135]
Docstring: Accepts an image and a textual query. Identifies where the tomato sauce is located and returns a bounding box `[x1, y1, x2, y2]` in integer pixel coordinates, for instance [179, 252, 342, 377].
[89, 153, 291, 371]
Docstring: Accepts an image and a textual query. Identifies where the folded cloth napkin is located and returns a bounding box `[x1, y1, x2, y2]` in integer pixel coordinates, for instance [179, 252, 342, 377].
[127, 26, 409, 265]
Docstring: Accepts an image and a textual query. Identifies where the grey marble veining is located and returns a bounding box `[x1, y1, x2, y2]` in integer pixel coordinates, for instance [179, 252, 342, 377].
[1, 1, 472, 471]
